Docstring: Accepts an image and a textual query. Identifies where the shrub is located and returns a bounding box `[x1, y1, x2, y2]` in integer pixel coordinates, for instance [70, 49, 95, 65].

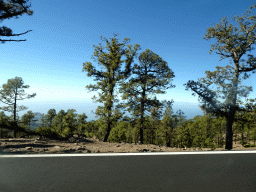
[244, 143, 256, 148]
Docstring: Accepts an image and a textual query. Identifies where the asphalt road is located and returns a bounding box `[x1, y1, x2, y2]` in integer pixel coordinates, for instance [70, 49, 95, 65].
[1, 151, 256, 192]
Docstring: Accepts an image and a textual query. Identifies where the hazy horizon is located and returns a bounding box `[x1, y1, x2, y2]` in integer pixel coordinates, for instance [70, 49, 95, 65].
[1, 0, 255, 122]
[1, 101, 208, 122]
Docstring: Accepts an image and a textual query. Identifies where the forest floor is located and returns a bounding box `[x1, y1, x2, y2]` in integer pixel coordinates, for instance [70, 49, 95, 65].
[0, 133, 256, 155]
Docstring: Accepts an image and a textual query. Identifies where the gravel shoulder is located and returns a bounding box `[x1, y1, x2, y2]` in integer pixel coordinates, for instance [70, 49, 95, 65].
[1, 136, 256, 155]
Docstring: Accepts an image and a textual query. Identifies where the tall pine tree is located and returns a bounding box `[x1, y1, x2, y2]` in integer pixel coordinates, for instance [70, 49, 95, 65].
[0, 76, 36, 138]
[118, 49, 175, 144]
[82, 33, 141, 142]
[184, 4, 256, 150]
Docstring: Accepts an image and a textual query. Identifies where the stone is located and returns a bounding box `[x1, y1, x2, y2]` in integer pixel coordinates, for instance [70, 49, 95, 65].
[66, 133, 89, 143]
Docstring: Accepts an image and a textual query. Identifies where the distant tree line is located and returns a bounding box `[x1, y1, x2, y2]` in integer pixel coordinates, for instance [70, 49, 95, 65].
[1, 102, 256, 149]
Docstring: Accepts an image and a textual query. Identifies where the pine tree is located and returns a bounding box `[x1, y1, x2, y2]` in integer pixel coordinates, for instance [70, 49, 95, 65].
[82, 33, 141, 142]
[52, 109, 66, 135]
[44, 109, 57, 129]
[0, 0, 33, 43]
[0, 76, 36, 137]
[75, 113, 88, 134]
[19, 110, 38, 130]
[118, 49, 176, 144]
[184, 4, 256, 150]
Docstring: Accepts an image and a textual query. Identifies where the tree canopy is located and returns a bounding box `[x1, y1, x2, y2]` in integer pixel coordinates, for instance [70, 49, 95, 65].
[82, 33, 141, 142]
[0, 0, 33, 44]
[0, 76, 36, 137]
[117, 49, 176, 144]
[184, 4, 256, 150]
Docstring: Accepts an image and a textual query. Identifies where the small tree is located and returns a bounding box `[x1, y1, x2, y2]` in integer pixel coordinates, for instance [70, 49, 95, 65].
[19, 110, 38, 135]
[75, 113, 88, 134]
[44, 109, 57, 129]
[52, 109, 67, 135]
[0, 111, 13, 137]
[0, 76, 36, 137]
[61, 109, 78, 137]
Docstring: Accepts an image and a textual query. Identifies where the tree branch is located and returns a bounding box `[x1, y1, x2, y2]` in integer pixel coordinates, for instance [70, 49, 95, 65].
[0, 29, 32, 37]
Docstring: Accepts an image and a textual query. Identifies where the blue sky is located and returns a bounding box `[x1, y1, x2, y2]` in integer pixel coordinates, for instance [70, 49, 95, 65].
[1, 0, 256, 122]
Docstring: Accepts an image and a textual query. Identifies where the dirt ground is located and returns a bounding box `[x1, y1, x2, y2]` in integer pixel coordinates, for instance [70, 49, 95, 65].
[1, 133, 256, 155]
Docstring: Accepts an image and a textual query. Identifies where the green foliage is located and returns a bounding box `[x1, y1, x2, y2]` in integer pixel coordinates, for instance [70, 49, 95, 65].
[0, 77, 36, 115]
[243, 143, 256, 148]
[239, 140, 248, 146]
[75, 113, 88, 134]
[184, 4, 256, 150]
[0, 111, 13, 137]
[82, 121, 96, 135]
[0, 77, 37, 137]
[93, 118, 108, 140]
[204, 137, 217, 150]
[38, 113, 48, 129]
[210, 116, 226, 148]
[44, 109, 57, 128]
[174, 122, 192, 148]
[82, 33, 141, 142]
[2, 103, 254, 149]
[2, 5, 256, 149]
[0, 0, 34, 44]
[191, 136, 200, 148]
[155, 108, 175, 146]
[33, 125, 59, 139]
[86, 132, 95, 138]
[117, 48, 176, 144]
[52, 109, 66, 135]
[19, 110, 38, 130]
[60, 109, 78, 137]
[250, 128, 256, 144]
[128, 120, 141, 144]
[108, 120, 131, 143]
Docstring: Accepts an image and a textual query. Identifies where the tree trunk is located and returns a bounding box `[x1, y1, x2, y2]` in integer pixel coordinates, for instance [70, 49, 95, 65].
[103, 121, 112, 142]
[225, 117, 234, 150]
[139, 127, 144, 144]
[13, 126, 17, 138]
[240, 122, 245, 145]
[166, 131, 171, 147]
[247, 124, 250, 143]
